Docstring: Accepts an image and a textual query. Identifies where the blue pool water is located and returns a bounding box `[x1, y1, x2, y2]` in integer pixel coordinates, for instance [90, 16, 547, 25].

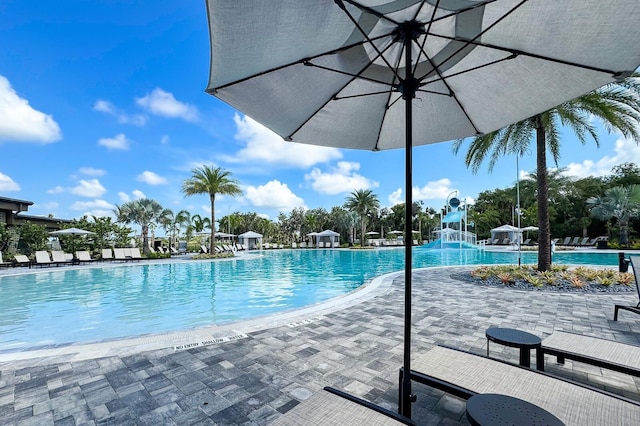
[0, 248, 619, 349]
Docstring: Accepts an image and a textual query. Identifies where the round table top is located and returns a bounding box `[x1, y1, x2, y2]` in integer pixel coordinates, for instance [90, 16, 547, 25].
[486, 327, 541, 347]
[466, 393, 564, 426]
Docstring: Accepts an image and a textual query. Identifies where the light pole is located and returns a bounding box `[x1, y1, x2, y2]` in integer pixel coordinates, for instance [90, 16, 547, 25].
[516, 154, 522, 265]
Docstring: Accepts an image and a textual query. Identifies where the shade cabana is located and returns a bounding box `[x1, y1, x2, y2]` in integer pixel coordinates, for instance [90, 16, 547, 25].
[316, 229, 340, 248]
[238, 231, 263, 250]
[490, 225, 520, 244]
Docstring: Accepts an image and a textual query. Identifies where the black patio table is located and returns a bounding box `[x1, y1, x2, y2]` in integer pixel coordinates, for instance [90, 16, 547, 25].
[486, 327, 543, 368]
[466, 393, 564, 426]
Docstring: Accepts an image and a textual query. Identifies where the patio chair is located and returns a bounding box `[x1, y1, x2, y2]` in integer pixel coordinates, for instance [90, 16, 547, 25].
[34, 250, 54, 267]
[200, 245, 208, 254]
[561, 237, 572, 245]
[101, 248, 114, 261]
[129, 247, 143, 260]
[113, 248, 130, 262]
[578, 237, 590, 246]
[271, 387, 415, 425]
[51, 250, 72, 266]
[75, 250, 95, 263]
[614, 256, 640, 321]
[0, 251, 12, 268]
[170, 246, 179, 255]
[539, 331, 640, 377]
[13, 254, 31, 268]
[403, 346, 640, 425]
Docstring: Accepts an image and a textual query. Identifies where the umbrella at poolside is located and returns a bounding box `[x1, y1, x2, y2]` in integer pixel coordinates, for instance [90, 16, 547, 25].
[205, 0, 640, 417]
[49, 227, 95, 262]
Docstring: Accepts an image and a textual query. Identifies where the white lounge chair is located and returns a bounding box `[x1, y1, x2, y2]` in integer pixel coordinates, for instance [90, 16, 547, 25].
[75, 250, 94, 263]
[51, 250, 72, 266]
[113, 248, 128, 261]
[0, 251, 12, 268]
[101, 248, 114, 261]
[129, 247, 143, 260]
[34, 250, 54, 267]
[13, 254, 31, 268]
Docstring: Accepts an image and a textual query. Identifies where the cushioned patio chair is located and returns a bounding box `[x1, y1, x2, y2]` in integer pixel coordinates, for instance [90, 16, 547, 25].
[13, 254, 31, 267]
[0, 251, 12, 268]
[113, 248, 130, 262]
[75, 250, 95, 263]
[34, 250, 54, 267]
[101, 248, 114, 261]
[271, 387, 415, 425]
[51, 250, 72, 266]
[539, 331, 640, 377]
[614, 256, 640, 321]
[128, 247, 143, 260]
[402, 346, 640, 425]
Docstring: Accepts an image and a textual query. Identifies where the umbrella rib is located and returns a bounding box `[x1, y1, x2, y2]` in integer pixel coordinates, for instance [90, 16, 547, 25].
[336, 0, 404, 82]
[304, 61, 397, 89]
[434, 34, 627, 77]
[207, 33, 391, 93]
[338, 0, 400, 26]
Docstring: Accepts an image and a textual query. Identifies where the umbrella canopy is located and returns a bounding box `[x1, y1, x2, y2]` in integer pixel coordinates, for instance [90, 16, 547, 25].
[365, 231, 379, 235]
[205, 0, 640, 417]
[522, 226, 539, 232]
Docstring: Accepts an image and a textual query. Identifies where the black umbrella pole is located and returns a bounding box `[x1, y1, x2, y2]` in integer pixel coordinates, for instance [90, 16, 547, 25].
[399, 27, 415, 417]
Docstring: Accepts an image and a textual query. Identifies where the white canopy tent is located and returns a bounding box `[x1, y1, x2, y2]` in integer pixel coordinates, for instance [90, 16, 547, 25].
[316, 229, 341, 248]
[490, 224, 520, 244]
[237, 231, 263, 250]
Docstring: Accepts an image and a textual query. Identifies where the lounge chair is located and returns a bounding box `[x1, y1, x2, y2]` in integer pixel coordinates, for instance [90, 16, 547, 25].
[13, 254, 31, 268]
[561, 237, 572, 246]
[272, 387, 414, 425]
[34, 250, 54, 267]
[75, 250, 94, 263]
[614, 256, 640, 321]
[170, 246, 179, 255]
[51, 250, 72, 266]
[113, 248, 129, 262]
[539, 331, 640, 377]
[101, 248, 114, 261]
[129, 247, 143, 260]
[0, 251, 12, 268]
[403, 346, 640, 425]
[200, 245, 208, 254]
[578, 237, 590, 246]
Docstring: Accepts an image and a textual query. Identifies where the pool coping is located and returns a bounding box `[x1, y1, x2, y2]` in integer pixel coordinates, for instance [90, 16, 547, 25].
[0, 265, 401, 366]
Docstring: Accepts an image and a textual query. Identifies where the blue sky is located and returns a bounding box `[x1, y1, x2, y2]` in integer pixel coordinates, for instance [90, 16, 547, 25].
[1, 1, 639, 234]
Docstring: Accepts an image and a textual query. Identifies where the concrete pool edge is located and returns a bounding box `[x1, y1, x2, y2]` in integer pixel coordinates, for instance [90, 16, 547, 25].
[0, 267, 405, 366]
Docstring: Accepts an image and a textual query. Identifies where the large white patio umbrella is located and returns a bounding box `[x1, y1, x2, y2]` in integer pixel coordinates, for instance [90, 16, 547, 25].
[49, 227, 95, 261]
[205, 0, 640, 416]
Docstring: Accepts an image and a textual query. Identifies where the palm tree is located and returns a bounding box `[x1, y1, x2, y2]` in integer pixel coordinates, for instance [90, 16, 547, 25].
[344, 189, 380, 247]
[587, 185, 640, 247]
[182, 165, 242, 254]
[114, 198, 169, 254]
[453, 74, 640, 271]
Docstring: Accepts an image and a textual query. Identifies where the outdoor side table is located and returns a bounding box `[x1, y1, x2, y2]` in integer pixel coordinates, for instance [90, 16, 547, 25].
[466, 393, 564, 426]
[486, 327, 543, 368]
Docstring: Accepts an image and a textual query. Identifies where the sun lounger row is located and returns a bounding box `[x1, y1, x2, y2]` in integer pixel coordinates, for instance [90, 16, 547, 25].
[101, 247, 143, 262]
[553, 237, 603, 247]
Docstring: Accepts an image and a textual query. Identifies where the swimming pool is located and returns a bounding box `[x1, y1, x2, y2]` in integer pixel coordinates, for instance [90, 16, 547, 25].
[0, 248, 619, 350]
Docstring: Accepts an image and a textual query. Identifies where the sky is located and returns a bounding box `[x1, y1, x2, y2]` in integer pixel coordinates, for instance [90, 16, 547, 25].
[2, 1, 640, 235]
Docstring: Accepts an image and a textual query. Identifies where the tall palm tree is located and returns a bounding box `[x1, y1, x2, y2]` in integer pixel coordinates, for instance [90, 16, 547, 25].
[182, 165, 242, 254]
[344, 189, 380, 247]
[453, 74, 640, 271]
[587, 185, 640, 247]
[114, 198, 169, 254]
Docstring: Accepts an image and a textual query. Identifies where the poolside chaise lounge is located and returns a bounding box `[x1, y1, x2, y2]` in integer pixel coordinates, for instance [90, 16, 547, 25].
[51, 250, 72, 266]
[0, 251, 12, 268]
[539, 331, 640, 377]
[75, 250, 95, 263]
[614, 255, 640, 321]
[271, 387, 414, 425]
[34, 250, 54, 267]
[101, 248, 114, 261]
[13, 254, 31, 267]
[402, 346, 640, 425]
[113, 248, 130, 262]
[128, 247, 143, 260]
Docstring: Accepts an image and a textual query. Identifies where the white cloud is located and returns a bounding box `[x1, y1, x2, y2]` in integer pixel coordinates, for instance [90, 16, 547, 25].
[222, 114, 342, 167]
[305, 162, 378, 195]
[160, 135, 170, 144]
[0, 172, 20, 191]
[42, 201, 59, 211]
[244, 180, 305, 210]
[71, 179, 106, 197]
[98, 133, 130, 150]
[70, 199, 115, 218]
[79, 167, 106, 176]
[137, 171, 168, 185]
[132, 189, 146, 199]
[47, 186, 65, 194]
[135, 88, 198, 121]
[118, 192, 130, 202]
[0, 75, 61, 143]
[413, 178, 455, 201]
[93, 99, 147, 126]
[388, 188, 403, 206]
[562, 137, 640, 179]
